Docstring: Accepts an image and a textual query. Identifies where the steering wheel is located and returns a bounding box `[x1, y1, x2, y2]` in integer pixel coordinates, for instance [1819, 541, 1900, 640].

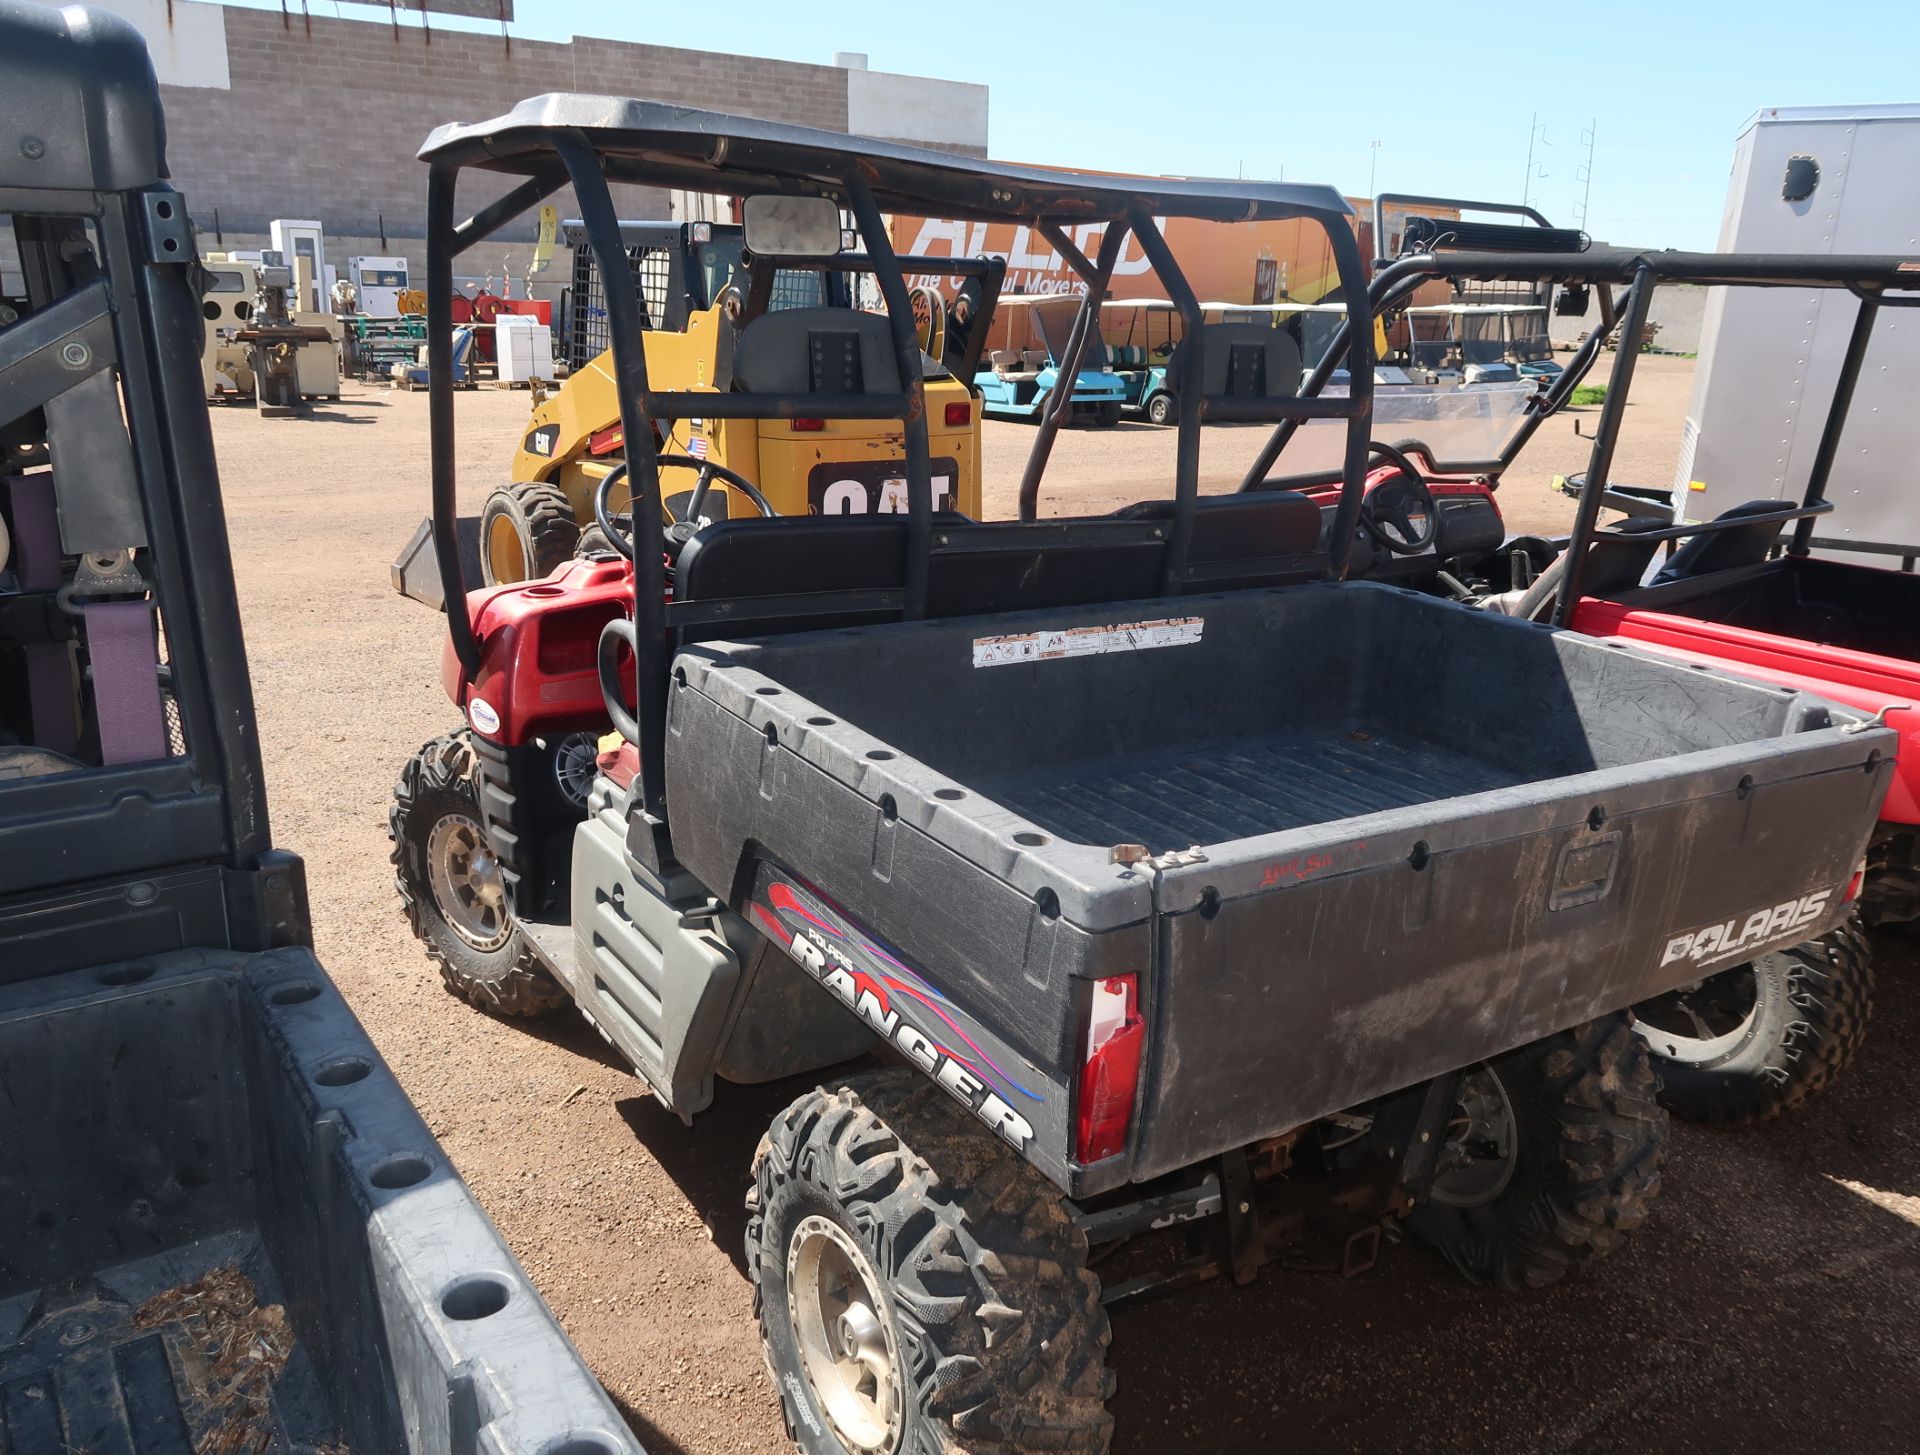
[1357, 441, 1441, 556]
[593, 456, 779, 561]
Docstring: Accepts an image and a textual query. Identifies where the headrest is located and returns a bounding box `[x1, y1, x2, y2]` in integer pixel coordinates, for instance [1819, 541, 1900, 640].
[732, 307, 902, 396]
[1175, 323, 1302, 401]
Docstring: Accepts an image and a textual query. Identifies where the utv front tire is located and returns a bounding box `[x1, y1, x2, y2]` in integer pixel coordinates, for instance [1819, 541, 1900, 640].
[390, 731, 566, 1017]
[747, 1072, 1114, 1455]
[479, 480, 580, 586]
[1633, 919, 1872, 1124]
[1406, 1013, 1665, 1290]
[1144, 392, 1174, 427]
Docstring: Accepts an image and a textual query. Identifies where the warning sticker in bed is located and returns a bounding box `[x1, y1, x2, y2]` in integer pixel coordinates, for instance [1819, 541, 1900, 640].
[971, 616, 1204, 668]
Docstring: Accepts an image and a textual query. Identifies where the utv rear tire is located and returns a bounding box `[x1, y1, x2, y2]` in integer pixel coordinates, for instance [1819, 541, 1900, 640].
[1633, 919, 1872, 1125]
[479, 480, 580, 586]
[390, 731, 567, 1018]
[747, 1071, 1114, 1455]
[1144, 392, 1174, 427]
[1092, 401, 1123, 428]
[1406, 1013, 1665, 1290]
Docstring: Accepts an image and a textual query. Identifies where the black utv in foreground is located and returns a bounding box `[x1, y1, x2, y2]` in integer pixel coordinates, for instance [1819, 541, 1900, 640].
[393, 96, 1895, 1454]
[0, 7, 639, 1452]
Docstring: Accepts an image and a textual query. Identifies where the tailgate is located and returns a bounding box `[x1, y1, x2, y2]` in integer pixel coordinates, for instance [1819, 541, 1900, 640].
[1131, 727, 1893, 1180]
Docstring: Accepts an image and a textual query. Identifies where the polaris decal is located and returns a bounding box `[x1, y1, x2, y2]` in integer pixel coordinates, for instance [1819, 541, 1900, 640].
[1660, 890, 1833, 969]
[752, 877, 1039, 1151]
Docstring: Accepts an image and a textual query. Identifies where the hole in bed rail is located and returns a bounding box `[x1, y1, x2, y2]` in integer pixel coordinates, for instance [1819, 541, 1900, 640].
[1034, 888, 1061, 920]
[866, 749, 896, 762]
[755, 685, 781, 696]
[879, 794, 898, 823]
[1866, 750, 1883, 773]
[270, 981, 321, 1005]
[369, 1153, 433, 1189]
[1014, 831, 1049, 847]
[313, 1056, 372, 1087]
[807, 715, 835, 727]
[762, 723, 779, 746]
[934, 788, 965, 801]
[674, 666, 687, 688]
[1587, 805, 1608, 830]
[1197, 887, 1222, 919]
[440, 1273, 513, 1321]
[1408, 841, 1432, 872]
[539, 1436, 624, 1455]
[1736, 776, 1755, 800]
[97, 963, 155, 987]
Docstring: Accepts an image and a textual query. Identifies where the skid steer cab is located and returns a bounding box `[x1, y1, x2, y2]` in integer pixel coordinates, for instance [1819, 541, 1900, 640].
[390, 100, 1894, 1455]
[390, 216, 1003, 603]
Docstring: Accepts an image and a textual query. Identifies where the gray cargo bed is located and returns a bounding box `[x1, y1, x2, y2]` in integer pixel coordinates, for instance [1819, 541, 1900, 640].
[665, 582, 1895, 1193]
[990, 726, 1525, 850]
[0, 948, 637, 1455]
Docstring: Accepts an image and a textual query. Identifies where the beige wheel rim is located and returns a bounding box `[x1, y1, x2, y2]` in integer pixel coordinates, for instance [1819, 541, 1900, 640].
[787, 1215, 903, 1453]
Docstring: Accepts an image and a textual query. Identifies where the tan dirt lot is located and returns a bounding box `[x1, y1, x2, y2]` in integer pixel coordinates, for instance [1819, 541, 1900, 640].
[210, 356, 1920, 1455]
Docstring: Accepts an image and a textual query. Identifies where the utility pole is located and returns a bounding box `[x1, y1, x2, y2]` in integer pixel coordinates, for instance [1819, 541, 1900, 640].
[1522, 113, 1550, 207]
[1368, 140, 1381, 197]
[1574, 120, 1597, 231]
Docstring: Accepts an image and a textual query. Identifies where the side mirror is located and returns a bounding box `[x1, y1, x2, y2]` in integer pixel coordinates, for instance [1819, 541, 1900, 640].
[742, 194, 843, 257]
[1554, 284, 1591, 318]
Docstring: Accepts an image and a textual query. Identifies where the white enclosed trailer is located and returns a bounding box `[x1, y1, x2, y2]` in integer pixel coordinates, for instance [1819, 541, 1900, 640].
[1678, 104, 1920, 562]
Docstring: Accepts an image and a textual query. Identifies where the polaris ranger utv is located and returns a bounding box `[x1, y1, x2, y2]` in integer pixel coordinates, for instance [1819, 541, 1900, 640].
[1246, 236, 1918, 1126]
[0, 8, 639, 1452]
[392, 98, 1894, 1455]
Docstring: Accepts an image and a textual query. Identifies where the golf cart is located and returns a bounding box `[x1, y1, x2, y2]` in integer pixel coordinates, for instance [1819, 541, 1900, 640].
[395, 99, 1893, 1454]
[1099, 297, 1181, 424]
[976, 293, 1127, 425]
[1403, 302, 1561, 384]
[1259, 242, 1920, 1124]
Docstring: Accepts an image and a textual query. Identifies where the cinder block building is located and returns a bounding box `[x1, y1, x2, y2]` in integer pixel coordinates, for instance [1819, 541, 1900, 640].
[89, 0, 990, 291]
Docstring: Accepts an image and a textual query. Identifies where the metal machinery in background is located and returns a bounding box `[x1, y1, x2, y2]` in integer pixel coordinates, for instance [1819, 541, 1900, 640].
[232, 261, 337, 416]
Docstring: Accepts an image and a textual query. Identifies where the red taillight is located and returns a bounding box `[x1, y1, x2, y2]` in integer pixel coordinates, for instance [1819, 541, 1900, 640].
[944, 401, 970, 427]
[1075, 975, 1143, 1164]
[790, 417, 825, 432]
[1843, 861, 1868, 903]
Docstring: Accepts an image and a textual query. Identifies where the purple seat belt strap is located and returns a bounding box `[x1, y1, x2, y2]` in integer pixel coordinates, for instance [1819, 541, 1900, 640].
[83, 600, 169, 766]
[7, 476, 82, 756]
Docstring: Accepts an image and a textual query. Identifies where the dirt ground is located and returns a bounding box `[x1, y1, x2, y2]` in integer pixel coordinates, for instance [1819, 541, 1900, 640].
[209, 356, 1920, 1455]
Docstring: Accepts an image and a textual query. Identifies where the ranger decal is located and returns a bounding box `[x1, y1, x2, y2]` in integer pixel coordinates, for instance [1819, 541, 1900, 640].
[752, 878, 1039, 1151]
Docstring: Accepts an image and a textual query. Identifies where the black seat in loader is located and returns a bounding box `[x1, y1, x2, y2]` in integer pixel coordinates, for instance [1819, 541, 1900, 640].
[730, 307, 902, 396]
[1170, 323, 1304, 404]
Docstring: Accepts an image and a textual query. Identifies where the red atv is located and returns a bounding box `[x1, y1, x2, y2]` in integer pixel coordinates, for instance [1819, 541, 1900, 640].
[1269, 243, 1915, 1124]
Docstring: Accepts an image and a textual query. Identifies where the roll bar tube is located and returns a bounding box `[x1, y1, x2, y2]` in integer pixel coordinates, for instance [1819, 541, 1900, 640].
[425, 160, 479, 679]
[1014, 220, 1129, 523]
[842, 170, 935, 619]
[1552, 263, 1655, 626]
[552, 131, 672, 830]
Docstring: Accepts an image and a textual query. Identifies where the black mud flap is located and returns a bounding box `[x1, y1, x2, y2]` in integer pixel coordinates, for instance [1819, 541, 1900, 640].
[390, 513, 482, 609]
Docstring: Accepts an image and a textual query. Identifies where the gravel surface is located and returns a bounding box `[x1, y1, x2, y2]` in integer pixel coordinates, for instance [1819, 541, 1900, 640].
[209, 358, 1920, 1455]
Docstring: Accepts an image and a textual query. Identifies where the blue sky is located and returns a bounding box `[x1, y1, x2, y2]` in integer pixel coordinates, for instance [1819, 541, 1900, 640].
[257, 0, 1917, 250]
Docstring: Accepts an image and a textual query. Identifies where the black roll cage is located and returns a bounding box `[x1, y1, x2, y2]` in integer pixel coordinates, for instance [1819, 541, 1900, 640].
[419, 99, 1376, 857]
[1242, 244, 1920, 624]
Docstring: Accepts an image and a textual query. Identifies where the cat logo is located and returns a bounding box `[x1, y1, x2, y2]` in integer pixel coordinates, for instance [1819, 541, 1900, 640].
[524, 424, 559, 457]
